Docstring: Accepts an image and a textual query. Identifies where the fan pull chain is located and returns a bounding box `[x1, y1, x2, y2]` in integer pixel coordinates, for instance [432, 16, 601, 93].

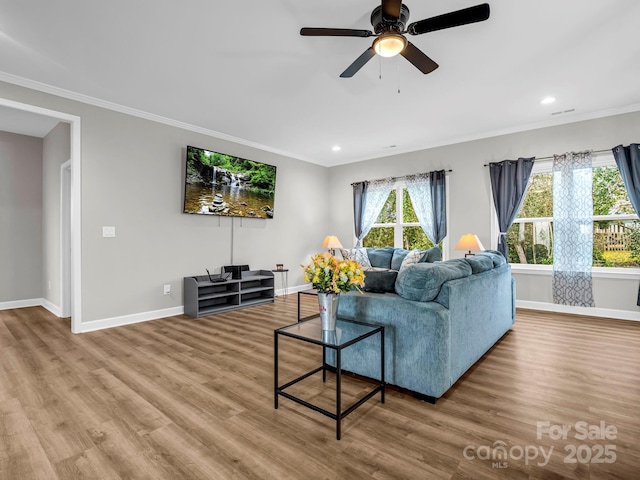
[379, 55, 382, 80]
[397, 56, 401, 94]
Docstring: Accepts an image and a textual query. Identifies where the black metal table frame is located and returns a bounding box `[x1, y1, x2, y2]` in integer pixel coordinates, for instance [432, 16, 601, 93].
[297, 290, 319, 322]
[274, 318, 385, 440]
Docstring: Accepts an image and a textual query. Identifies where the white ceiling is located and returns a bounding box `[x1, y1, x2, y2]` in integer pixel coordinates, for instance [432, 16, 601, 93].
[0, 0, 638, 166]
[0, 105, 60, 137]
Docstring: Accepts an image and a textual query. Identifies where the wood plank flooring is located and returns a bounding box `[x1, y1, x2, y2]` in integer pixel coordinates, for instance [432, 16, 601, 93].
[1, 298, 639, 479]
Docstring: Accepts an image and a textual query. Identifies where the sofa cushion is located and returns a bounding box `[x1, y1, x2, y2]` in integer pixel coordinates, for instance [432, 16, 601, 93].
[362, 268, 398, 293]
[395, 259, 473, 302]
[390, 248, 410, 271]
[340, 248, 372, 268]
[476, 250, 507, 267]
[399, 249, 426, 273]
[465, 255, 494, 273]
[366, 247, 395, 269]
[420, 246, 442, 263]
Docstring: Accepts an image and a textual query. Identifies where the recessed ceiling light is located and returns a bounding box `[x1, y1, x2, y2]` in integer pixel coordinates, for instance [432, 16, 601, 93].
[541, 96, 556, 105]
[332, 145, 341, 152]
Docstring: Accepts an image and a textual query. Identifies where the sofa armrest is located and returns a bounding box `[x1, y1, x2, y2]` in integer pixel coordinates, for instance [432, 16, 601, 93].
[441, 264, 515, 384]
[337, 291, 452, 397]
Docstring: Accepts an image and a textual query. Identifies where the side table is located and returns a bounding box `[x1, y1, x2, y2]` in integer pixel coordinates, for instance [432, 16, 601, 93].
[271, 269, 289, 299]
[274, 317, 385, 440]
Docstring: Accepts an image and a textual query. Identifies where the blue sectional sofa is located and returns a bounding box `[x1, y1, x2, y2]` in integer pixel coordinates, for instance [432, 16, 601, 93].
[335, 248, 515, 402]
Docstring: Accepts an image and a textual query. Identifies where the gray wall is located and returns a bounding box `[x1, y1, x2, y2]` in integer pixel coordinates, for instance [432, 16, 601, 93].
[1, 81, 329, 323]
[0, 131, 43, 302]
[42, 122, 71, 310]
[328, 111, 640, 316]
[2, 78, 639, 323]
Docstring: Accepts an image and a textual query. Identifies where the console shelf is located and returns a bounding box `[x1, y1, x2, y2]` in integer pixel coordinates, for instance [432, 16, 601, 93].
[184, 270, 274, 318]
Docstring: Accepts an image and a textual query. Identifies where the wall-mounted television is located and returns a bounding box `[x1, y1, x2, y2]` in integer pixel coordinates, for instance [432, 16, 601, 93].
[183, 145, 277, 219]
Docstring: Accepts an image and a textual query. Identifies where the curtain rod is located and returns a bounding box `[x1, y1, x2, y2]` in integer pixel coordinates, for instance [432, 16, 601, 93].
[483, 148, 612, 166]
[350, 169, 452, 186]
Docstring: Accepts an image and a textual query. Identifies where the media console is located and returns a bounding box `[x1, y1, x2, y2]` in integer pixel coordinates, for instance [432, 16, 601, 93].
[183, 270, 274, 317]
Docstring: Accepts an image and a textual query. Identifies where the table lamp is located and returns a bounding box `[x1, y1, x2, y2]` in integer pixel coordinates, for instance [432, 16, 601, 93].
[455, 234, 485, 257]
[321, 235, 343, 256]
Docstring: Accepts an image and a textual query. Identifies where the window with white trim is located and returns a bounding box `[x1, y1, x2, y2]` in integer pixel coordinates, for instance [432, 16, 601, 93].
[362, 184, 440, 250]
[507, 154, 640, 268]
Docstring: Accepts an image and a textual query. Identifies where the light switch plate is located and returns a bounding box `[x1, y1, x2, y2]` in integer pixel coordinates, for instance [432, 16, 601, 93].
[103, 226, 116, 238]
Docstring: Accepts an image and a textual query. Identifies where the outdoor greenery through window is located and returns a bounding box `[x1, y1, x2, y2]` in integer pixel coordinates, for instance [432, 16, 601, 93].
[507, 162, 640, 268]
[363, 187, 437, 250]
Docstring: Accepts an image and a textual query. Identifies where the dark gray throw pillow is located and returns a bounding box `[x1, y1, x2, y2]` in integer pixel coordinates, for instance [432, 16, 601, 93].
[363, 269, 398, 293]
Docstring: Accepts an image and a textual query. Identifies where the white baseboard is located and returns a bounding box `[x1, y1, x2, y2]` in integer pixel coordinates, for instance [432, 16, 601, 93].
[0, 298, 43, 310]
[79, 306, 185, 333]
[275, 283, 313, 297]
[517, 300, 640, 322]
[1, 298, 63, 318]
[83, 286, 314, 332]
[42, 299, 62, 317]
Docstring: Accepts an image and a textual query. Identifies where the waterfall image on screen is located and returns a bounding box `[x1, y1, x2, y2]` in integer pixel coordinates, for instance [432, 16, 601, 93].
[183, 146, 277, 219]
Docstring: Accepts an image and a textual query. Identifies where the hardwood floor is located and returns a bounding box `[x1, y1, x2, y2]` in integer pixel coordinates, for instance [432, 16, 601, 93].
[1, 298, 639, 479]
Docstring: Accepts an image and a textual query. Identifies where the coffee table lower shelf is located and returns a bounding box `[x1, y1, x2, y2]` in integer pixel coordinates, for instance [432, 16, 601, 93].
[274, 317, 385, 440]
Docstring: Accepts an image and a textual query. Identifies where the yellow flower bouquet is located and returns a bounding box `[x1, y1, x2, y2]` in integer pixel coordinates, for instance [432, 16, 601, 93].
[301, 252, 365, 294]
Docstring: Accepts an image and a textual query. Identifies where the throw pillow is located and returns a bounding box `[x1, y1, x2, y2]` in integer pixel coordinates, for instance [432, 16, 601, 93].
[390, 248, 410, 271]
[398, 249, 425, 273]
[366, 246, 395, 269]
[339, 248, 372, 268]
[362, 268, 398, 293]
[476, 250, 507, 267]
[465, 255, 494, 273]
[420, 246, 442, 263]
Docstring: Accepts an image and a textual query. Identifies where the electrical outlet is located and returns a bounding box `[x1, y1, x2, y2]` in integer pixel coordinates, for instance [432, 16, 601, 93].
[163, 284, 171, 295]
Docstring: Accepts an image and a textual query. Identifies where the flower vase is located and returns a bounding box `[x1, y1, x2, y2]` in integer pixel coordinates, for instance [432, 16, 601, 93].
[317, 292, 339, 331]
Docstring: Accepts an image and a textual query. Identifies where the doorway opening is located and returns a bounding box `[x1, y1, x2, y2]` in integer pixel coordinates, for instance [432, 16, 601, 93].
[0, 98, 82, 332]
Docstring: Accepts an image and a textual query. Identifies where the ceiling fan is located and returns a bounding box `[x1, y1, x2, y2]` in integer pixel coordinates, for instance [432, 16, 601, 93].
[300, 1, 490, 78]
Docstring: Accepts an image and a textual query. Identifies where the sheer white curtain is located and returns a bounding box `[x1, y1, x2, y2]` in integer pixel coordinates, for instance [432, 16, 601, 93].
[405, 173, 434, 243]
[552, 151, 595, 307]
[355, 179, 393, 247]
[405, 171, 447, 245]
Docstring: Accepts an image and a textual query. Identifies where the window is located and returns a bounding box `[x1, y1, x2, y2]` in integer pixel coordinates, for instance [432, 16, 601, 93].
[362, 185, 437, 250]
[507, 155, 640, 268]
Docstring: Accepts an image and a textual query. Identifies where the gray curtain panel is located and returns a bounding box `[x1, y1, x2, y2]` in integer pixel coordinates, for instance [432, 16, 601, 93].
[353, 181, 365, 242]
[429, 170, 447, 245]
[489, 157, 535, 258]
[612, 144, 640, 305]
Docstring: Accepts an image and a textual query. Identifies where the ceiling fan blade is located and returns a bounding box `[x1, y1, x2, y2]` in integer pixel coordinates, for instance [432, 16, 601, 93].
[381, 0, 403, 20]
[300, 27, 373, 37]
[400, 42, 439, 74]
[340, 47, 376, 78]
[407, 3, 490, 36]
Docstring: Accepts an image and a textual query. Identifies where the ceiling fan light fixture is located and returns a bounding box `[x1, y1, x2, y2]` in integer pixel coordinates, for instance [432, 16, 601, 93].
[373, 33, 407, 57]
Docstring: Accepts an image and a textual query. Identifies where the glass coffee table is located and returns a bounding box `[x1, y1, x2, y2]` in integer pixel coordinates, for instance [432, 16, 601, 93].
[274, 317, 385, 440]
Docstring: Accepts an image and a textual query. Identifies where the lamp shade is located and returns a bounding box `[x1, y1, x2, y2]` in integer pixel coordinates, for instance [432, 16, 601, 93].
[321, 235, 343, 250]
[455, 234, 485, 253]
